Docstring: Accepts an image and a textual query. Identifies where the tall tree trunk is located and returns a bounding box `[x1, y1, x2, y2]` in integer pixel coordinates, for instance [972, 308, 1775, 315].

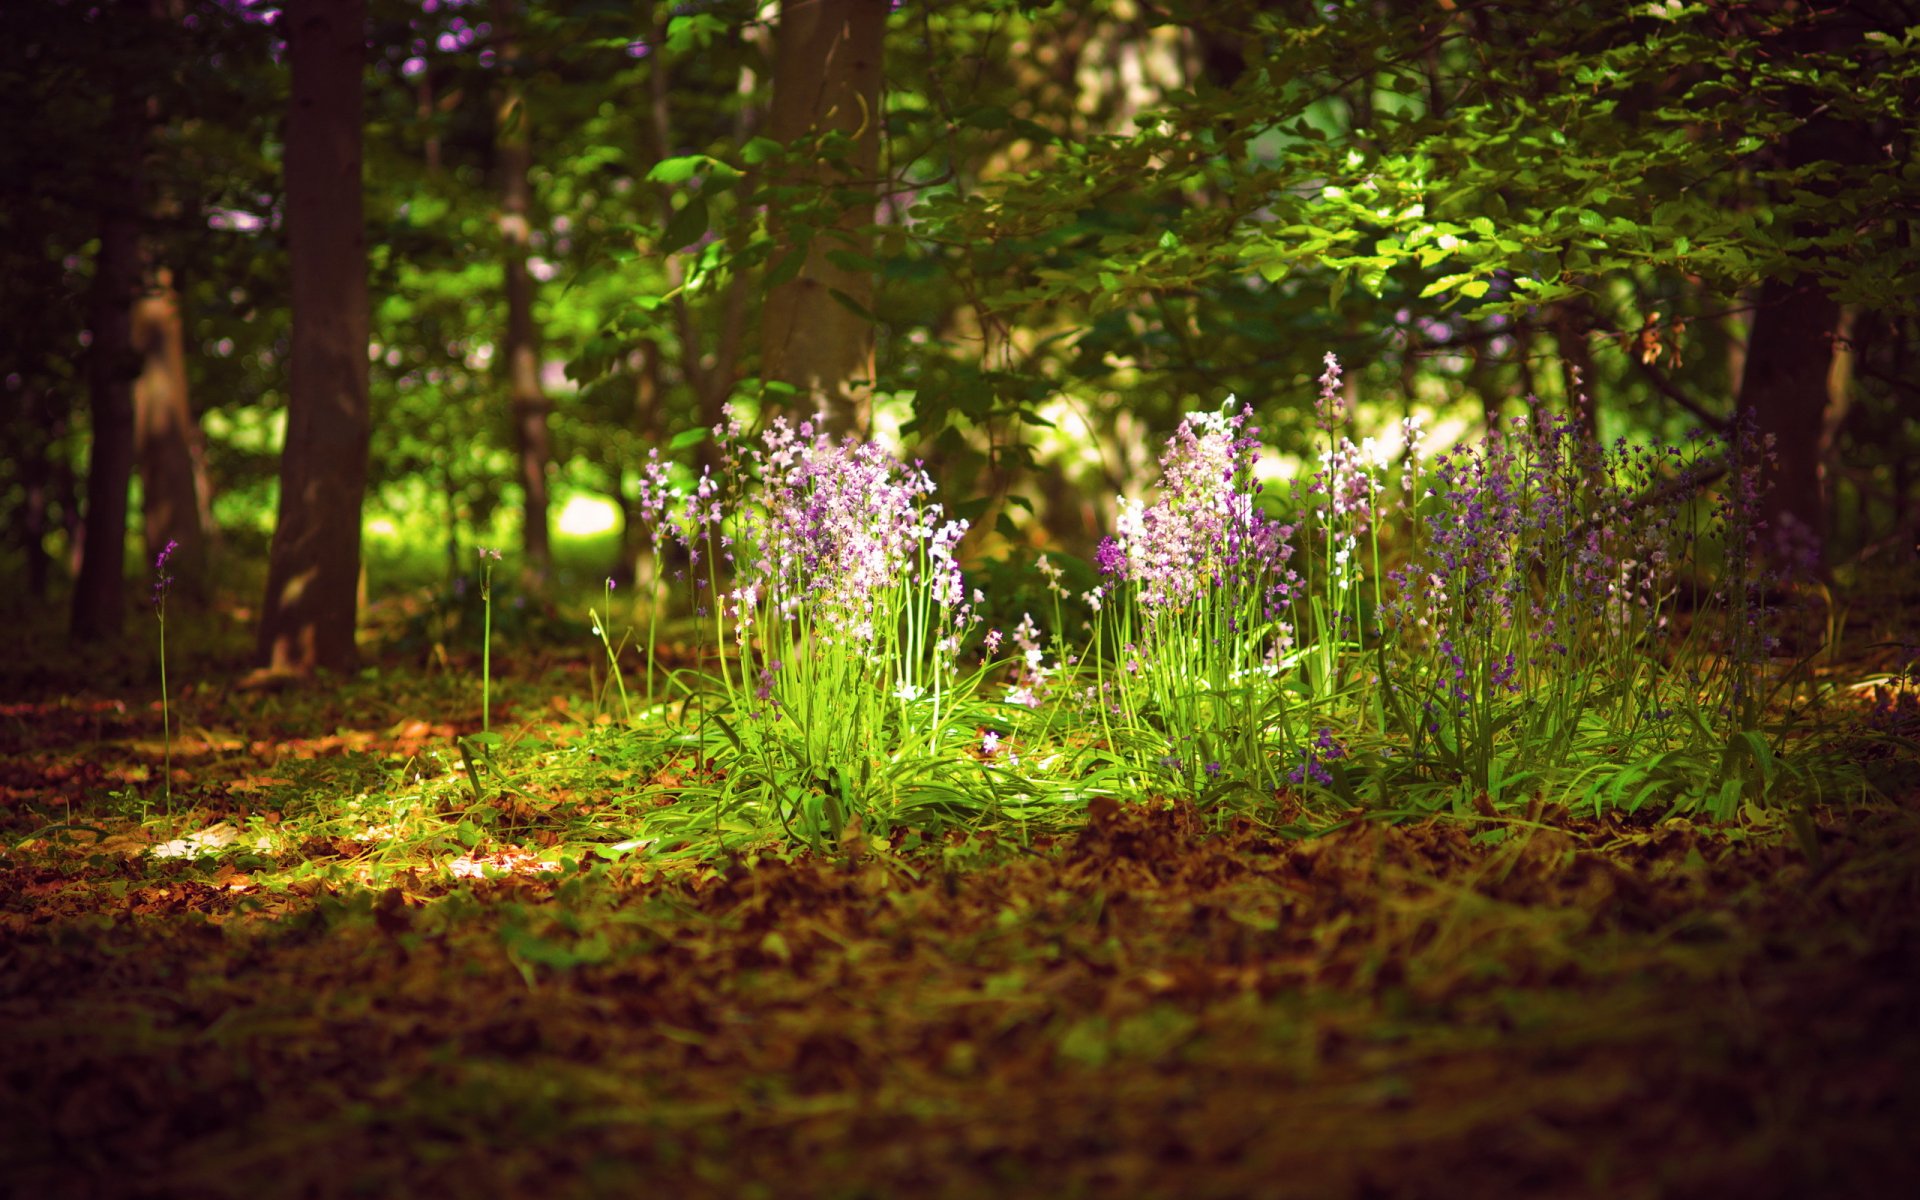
[640, 13, 758, 476]
[1731, 4, 1878, 580]
[761, 0, 887, 435]
[70, 80, 146, 644]
[258, 0, 369, 674]
[497, 30, 551, 578]
[133, 266, 215, 603]
[1737, 277, 1840, 577]
[17, 390, 67, 601]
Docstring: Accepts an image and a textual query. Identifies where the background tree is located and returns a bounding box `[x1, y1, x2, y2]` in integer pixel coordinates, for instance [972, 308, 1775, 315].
[132, 266, 215, 602]
[257, 0, 370, 673]
[68, 4, 151, 643]
[495, 6, 552, 578]
[760, 0, 888, 434]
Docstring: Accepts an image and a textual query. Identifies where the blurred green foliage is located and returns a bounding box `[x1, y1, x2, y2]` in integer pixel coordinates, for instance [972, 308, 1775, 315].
[4, 0, 1915, 606]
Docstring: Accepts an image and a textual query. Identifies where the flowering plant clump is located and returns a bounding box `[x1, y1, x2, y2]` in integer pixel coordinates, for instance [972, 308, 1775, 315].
[1074, 360, 1778, 820]
[1374, 392, 1740, 803]
[1091, 398, 1301, 794]
[637, 408, 981, 845]
[607, 355, 1790, 851]
[1293, 352, 1424, 705]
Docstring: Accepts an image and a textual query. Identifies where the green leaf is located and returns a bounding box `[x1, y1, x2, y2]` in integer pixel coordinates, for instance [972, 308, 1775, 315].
[646, 155, 703, 185]
[1470, 216, 1496, 237]
[826, 287, 874, 320]
[741, 136, 784, 165]
[764, 247, 805, 289]
[960, 104, 1010, 131]
[665, 12, 726, 54]
[662, 194, 709, 251]
[824, 248, 880, 275]
[1420, 272, 1475, 298]
[668, 427, 708, 451]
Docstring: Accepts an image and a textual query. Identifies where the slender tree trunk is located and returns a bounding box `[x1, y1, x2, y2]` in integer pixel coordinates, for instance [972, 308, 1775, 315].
[640, 15, 758, 476]
[761, 0, 887, 435]
[496, 21, 550, 577]
[258, 0, 369, 673]
[133, 266, 215, 602]
[70, 82, 146, 644]
[18, 390, 64, 600]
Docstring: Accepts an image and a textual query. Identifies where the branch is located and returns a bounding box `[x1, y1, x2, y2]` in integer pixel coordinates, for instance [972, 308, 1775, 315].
[1627, 355, 1732, 432]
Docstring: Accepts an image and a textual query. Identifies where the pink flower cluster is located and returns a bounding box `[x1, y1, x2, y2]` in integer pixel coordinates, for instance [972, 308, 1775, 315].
[640, 410, 974, 652]
[1099, 402, 1297, 619]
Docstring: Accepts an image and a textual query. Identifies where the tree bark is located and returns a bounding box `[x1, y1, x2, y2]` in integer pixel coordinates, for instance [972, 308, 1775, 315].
[133, 267, 215, 602]
[69, 80, 146, 644]
[1550, 296, 1600, 444]
[17, 390, 71, 601]
[761, 0, 887, 435]
[497, 25, 551, 577]
[1736, 277, 1840, 577]
[640, 12, 757, 475]
[257, 0, 370, 674]
[1730, 3, 1880, 580]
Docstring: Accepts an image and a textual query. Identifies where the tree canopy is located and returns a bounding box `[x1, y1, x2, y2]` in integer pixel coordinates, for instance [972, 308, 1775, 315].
[4, 0, 1917, 621]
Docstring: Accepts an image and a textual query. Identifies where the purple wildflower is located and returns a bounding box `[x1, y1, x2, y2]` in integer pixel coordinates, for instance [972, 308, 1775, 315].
[151, 539, 179, 610]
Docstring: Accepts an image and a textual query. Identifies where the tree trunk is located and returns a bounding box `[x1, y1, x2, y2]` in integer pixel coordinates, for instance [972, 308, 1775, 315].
[640, 13, 757, 475]
[257, 0, 370, 674]
[17, 390, 68, 601]
[761, 0, 887, 435]
[1736, 277, 1840, 577]
[133, 267, 215, 603]
[1550, 296, 1599, 444]
[497, 22, 550, 578]
[69, 81, 146, 644]
[1730, 4, 1878, 580]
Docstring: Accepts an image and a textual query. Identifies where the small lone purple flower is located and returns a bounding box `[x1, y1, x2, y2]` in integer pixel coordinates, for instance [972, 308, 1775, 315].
[151, 539, 179, 611]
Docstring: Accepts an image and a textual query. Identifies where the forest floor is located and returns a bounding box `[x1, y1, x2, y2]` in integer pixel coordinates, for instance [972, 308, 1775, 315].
[3, 588, 1919, 1199]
